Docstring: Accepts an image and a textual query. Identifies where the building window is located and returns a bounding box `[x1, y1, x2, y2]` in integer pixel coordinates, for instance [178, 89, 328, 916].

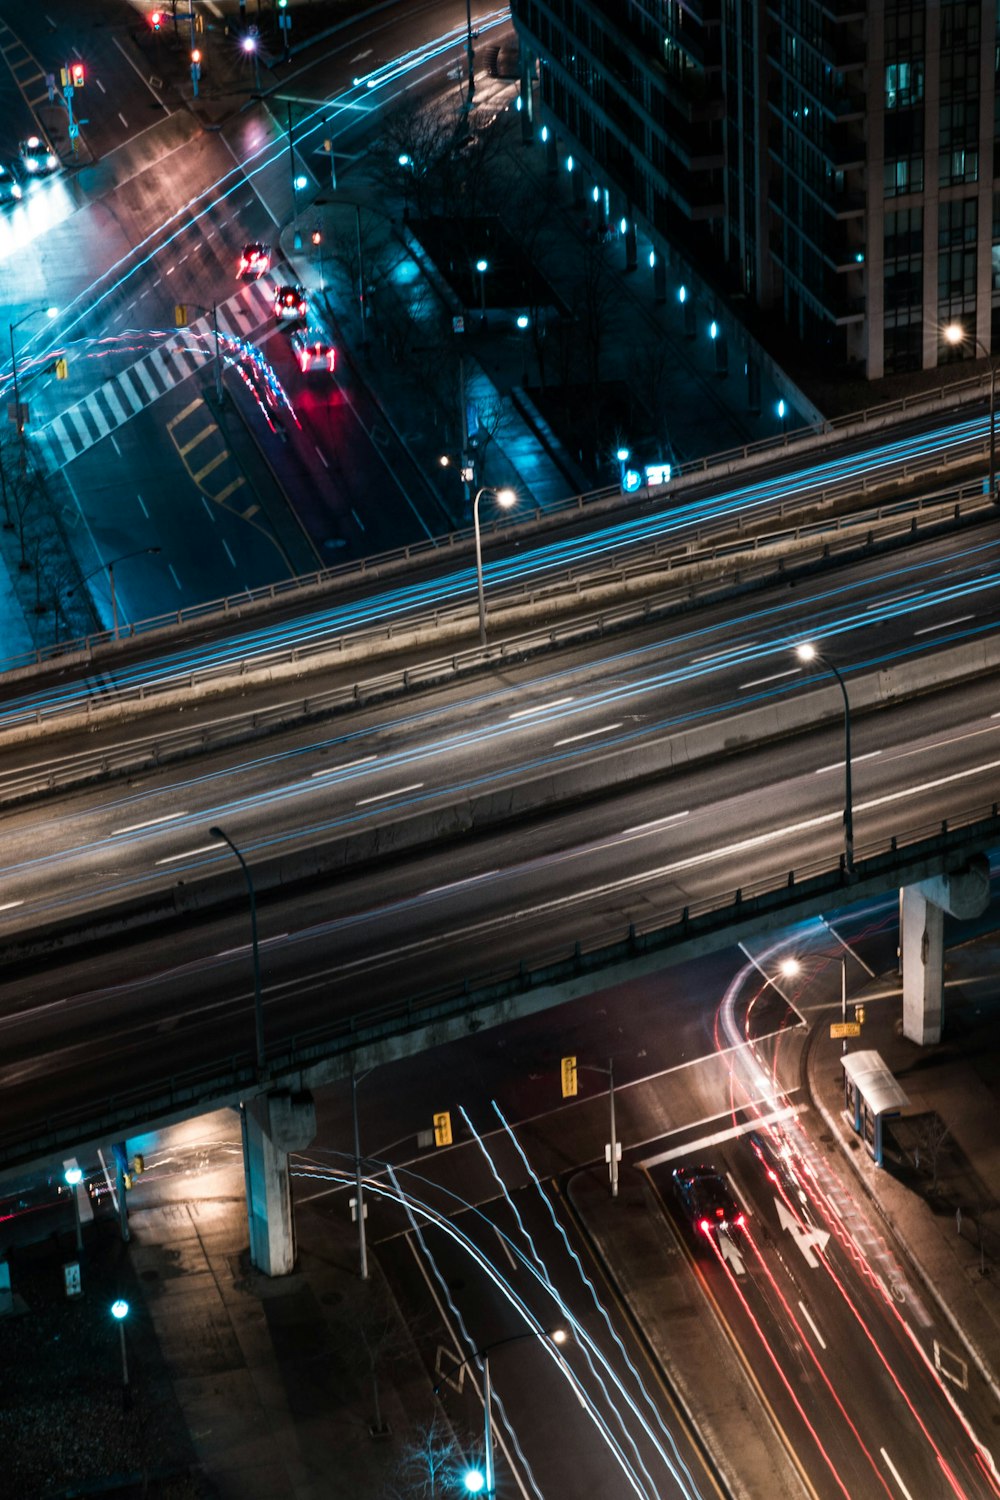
[885, 156, 924, 197]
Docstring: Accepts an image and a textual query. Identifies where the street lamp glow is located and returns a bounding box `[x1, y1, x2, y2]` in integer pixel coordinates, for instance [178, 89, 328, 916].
[111, 1299, 129, 1320]
[242, 34, 256, 51]
[592, 184, 600, 202]
[294, 173, 308, 190]
[476, 258, 488, 273]
[943, 322, 963, 346]
[516, 314, 529, 329]
[648, 249, 656, 269]
[616, 447, 630, 463]
[398, 152, 411, 167]
[65, 1166, 83, 1187]
[678, 284, 687, 303]
[709, 320, 719, 340]
[779, 958, 801, 978]
[472, 486, 517, 647]
[463, 1470, 486, 1494]
[566, 154, 574, 172]
[795, 642, 817, 664]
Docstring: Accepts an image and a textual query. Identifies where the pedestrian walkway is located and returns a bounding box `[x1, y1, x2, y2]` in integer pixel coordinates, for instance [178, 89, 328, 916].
[30, 278, 284, 475]
[807, 934, 1000, 1398]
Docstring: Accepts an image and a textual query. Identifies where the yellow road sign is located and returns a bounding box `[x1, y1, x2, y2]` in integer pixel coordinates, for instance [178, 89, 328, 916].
[830, 1022, 862, 1039]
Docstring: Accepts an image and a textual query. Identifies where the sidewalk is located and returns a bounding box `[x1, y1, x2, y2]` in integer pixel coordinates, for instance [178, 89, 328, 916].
[806, 934, 1000, 1400]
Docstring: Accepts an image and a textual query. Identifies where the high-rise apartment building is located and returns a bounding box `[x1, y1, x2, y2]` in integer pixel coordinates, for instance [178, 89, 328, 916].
[511, 1, 998, 380]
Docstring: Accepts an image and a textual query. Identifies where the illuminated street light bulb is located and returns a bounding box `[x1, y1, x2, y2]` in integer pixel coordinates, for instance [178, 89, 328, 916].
[494, 487, 516, 509]
[795, 642, 817, 664]
[516, 314, 529, 329]
[111, 1299, 129, 1320]
[294, 173, 308, 190]
[943, 322, 964, 346]
[65, 1165, 83, 1187]
[551, 1328, 568, 1344]
[779, 959, 801, 978]
[398, 152, 411, 167]
[242, 34, 257, 52]
[476, 258, 488, 274]
[463, 1470, 486, 1494]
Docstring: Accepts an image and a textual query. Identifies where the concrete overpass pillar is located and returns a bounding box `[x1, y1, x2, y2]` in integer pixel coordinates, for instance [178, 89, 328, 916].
[901, 858, 990, 1045]
[241, 1089, 317, 1277]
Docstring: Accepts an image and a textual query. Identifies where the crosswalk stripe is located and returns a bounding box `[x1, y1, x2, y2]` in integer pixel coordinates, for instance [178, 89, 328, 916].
[81, 401, 110, 440]
[117, 371, 144, 414]
[131, 360, 161, 401]
[101, 386, 128, 425]
[28, 268, 284, 474]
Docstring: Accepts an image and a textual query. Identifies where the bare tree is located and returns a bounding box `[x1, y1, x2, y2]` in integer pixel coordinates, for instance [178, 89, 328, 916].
[470, 393, 508, 490]
[911, 1114, 951, 1193]
[380, 1412, 469, 1500]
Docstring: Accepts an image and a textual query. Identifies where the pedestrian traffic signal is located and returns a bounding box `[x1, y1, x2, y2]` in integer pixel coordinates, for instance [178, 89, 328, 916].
[433, 1111, 452, 1147]
[69, 62, 85, 88]
[561, 1056, 578, 1098]
[150, 10, 162, 29]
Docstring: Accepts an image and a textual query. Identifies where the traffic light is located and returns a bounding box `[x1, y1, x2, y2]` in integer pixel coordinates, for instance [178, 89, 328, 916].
[69, 62, 85, 89]
[55, 357, 68, 380]
[174, 304, 188, 327]
[561, 1056, 578, 1098]
[854, 1005, 866, 1026]
[150, 10, 162, 30]
[433, 1111, 452, 1147]
[311, 230, 322, 246]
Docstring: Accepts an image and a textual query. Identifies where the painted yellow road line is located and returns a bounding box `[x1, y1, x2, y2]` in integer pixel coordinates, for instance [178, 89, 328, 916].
[166, 398, 203, 430]
[176, 423, 217, 457]
[192, 449, 229, 483]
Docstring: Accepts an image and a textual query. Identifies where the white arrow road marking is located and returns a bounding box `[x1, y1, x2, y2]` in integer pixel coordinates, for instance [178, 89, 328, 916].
[775, 1197, 830, 1267]
[717, 1230, 746, 1276]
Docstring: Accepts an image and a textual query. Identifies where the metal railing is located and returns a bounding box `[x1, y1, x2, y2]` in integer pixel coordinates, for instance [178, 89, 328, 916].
[0, 477, 988, 741]
[3, 799, 997, 1167]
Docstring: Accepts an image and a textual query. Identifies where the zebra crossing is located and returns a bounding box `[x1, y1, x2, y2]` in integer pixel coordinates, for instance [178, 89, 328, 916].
[29, 278, 277, 476]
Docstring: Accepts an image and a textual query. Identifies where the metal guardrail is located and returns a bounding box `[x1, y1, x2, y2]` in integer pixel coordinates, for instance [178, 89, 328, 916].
[4, 799, 997, 1167]
[1, 374, 993, 680]
[0, 478, 988, 740]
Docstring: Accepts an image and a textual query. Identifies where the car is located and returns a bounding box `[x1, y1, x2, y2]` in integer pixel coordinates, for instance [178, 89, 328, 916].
[672, 1164, 746, 1239]
[237, 241, 271, 279]
[0, 159, 24, 204]
[291, 326, 336, 373]
[274, 284, 307, 322]
[18, 134, 58, 175]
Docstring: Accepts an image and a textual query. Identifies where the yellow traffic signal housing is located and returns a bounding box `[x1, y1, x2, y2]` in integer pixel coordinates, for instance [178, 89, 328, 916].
[433, 1111, 452, 1147]
[854, 1004, 866, 1025]
[54, 358, 68, 380]
[174, 304, 188, 328]
[561, 1056, 578, 1098]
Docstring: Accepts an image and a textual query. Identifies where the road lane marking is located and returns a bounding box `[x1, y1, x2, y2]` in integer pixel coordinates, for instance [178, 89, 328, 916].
[155, 843, 220, 866]
[118, 111, 128, 128]
[136, 493, 149, 518]
[508, 697, 574, 720]
[636, 1103, 804, 1167]
[880, 1449, 914, 1500]
[0, 900, 24, 912]
[740, 668, 799, 689]
[798, 1301, 826, 1349]
[815, 750, 881, 774]
[310, 756, 377, 779]
[554, 723, 622, 746]
[112, 812, 188, 837]
[314, 444, 329, 468]
[622, 811, 689, 835]
[933, 1340, 968, 1390]
[352, 508, 364, 530]
[356, 783, 424, 806]
[914, 614, 974, 636]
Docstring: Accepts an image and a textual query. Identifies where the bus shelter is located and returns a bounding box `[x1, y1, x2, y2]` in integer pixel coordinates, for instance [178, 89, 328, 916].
[841, 1050, 909, 1167]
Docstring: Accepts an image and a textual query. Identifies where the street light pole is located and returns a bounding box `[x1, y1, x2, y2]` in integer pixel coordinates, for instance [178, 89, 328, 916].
[210, 825, 266, 1075]
[70, 546, 161, 643]
[8, 304, 58, 463]
[944, 322, 997, 499]
[795, 643, 854, 875]
[351, 1068, 369, 1281]
[435, 1327, 567, 1497]
[472, 486, 516, 646]
[65, 1165, 84, 1254]
[465, 0, 476, 109]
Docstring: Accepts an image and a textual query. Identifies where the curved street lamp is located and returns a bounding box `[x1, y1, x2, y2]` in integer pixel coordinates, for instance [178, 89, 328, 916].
[795, 642, 854, 876]
[210, 824, 266, 1075]
[943, 322, 997, 499]
[69, 545, 162, 642]
[436, 1327, 567, 1497]
[472, 485, 516, 646]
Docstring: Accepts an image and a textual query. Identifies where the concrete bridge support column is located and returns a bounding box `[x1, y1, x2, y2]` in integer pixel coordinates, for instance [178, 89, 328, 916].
[241, 1089, 317, 1277]
[902, 857, 990, 1045]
